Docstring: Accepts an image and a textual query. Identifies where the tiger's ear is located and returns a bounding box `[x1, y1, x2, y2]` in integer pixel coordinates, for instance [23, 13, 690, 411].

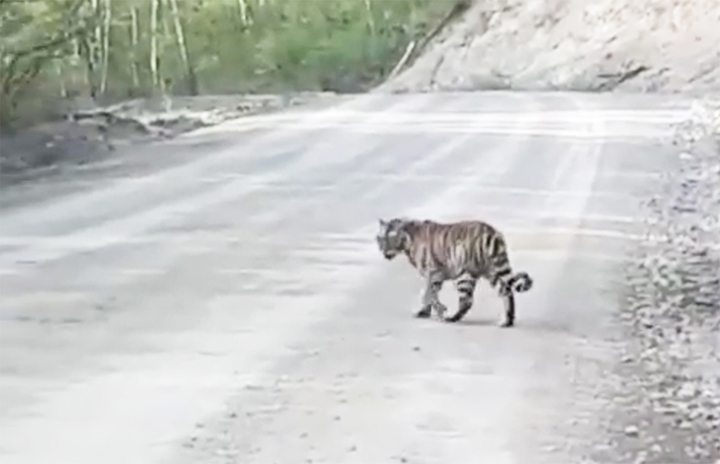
[378, 218, 387, 227]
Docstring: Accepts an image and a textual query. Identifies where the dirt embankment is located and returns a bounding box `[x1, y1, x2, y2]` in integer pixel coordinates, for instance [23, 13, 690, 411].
[377, 0, 720, 95]
[0, 93, 334, 185]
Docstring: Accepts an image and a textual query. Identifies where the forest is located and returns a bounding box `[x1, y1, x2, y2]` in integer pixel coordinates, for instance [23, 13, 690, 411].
[0, 0, 466, 128]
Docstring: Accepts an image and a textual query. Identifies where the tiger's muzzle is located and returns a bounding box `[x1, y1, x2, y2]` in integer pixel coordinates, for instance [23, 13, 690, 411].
[382, 250, 398, 260]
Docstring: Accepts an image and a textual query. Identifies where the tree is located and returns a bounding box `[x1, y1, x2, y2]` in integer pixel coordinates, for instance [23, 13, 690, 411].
[0, 0, 97, 124]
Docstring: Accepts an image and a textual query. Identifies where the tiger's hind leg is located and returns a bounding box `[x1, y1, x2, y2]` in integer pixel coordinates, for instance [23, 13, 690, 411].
[444, 274, 477, 323]
[495, 280, 516, 327]
[489, 269, 518, 328]
[499, 293, 515, 327]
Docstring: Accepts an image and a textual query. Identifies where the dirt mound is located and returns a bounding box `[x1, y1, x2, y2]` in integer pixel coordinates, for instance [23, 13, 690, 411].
[0, 93, 333, 183]
[376, 0, 720, 95]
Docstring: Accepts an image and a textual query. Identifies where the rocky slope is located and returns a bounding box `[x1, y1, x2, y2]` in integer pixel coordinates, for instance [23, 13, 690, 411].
[377, 0, 720, 95]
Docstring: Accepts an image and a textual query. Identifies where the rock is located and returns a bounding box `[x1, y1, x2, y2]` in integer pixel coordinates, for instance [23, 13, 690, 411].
[624, 425, 640, 437]
[654, 406, 676, 416]
[678, 420, 693, 430]
[677, 382, 697, 399]
[633, 450, 648, 464]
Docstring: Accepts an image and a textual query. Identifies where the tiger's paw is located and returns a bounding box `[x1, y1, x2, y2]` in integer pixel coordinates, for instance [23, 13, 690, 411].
[443, 314, 462, 323]
[415, 307, 432, 318]
[498, 319, 514, 328]
[432, 303, 448, 319]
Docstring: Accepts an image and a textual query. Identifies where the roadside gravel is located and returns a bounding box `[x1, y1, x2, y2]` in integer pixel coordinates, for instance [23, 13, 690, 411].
[611, 100, 720, 464]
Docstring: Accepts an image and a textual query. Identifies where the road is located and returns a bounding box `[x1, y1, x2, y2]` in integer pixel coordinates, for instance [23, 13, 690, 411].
[0, 91, 693, 464]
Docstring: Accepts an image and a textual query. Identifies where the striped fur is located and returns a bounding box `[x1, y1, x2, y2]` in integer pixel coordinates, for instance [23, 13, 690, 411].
[376, 217, 533, 326]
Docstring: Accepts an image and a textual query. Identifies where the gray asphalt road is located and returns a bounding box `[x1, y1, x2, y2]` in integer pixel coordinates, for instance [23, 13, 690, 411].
[0, 91, 693, 464]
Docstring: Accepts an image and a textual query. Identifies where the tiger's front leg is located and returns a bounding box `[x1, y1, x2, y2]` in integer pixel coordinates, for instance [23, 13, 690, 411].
[416, 273, 446, 319]
[498, 283, 516, 328]
[444, 274, 477, 323]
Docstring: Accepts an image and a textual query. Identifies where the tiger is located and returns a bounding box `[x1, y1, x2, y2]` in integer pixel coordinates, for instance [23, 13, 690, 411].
[375, 217, 533, 326]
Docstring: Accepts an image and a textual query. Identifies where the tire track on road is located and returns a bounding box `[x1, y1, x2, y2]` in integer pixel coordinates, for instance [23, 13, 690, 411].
[0, 95, 442, 273]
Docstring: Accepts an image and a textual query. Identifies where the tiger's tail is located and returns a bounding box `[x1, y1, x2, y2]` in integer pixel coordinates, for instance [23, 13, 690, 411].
[507, 271, 533, 293]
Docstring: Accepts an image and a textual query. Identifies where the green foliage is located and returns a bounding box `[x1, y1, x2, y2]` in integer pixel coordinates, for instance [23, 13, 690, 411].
[0, 0, 97, 124]
[0, 0, 460, 127]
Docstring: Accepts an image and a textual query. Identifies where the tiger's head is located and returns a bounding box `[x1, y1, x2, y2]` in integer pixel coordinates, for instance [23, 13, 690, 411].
[376, 218, 409, 260]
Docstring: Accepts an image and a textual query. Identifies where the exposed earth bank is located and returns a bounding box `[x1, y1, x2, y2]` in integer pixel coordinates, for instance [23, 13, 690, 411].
[0, 92, 339, 186]
[376, 0, 720, 95]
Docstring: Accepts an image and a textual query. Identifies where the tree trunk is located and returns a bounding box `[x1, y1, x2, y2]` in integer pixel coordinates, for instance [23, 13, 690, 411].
[80, 0, 102, 99]
[128, 5, 140, 92]
[237, 0, 248, 25]
[56, 61, 68, 98]
[79, 39, 98, 99]
[364, 0, 375, 35]
[99, 0, 112, 95]
[149, 0, 161, 93]
[167, 0, 198, 95]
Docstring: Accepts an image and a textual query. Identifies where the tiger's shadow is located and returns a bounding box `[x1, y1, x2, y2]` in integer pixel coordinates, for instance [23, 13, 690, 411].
[420, 310, 575, 333]
[446, 317, 577, 334]
[449, 318, 495, 327]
